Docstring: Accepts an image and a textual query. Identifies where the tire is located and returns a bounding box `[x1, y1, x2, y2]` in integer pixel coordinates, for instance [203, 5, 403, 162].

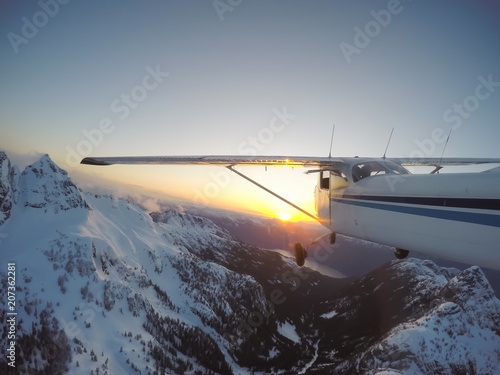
[295, 243, 306, 266]
[394, 248, 409, 259]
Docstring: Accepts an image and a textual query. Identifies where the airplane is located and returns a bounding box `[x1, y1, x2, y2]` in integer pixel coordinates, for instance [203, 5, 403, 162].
[81, 155, 500, 271]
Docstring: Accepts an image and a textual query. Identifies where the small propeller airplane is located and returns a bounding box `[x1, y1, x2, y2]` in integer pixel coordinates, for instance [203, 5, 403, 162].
[81, 154, 500, 271]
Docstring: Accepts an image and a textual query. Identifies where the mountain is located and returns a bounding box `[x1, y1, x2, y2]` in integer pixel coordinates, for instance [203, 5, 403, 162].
[0, 151, 18, 225]
[166, 202, 500, 295]
[0, 153, 499, 375]
[153, 202, 394, 278]
[154, 201, 330, 253]
[17, 154, 88, 213]
[310, 259, 500, 374]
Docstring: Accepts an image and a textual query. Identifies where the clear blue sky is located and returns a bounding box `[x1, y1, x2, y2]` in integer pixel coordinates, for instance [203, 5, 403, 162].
[1, 0, 499, 219]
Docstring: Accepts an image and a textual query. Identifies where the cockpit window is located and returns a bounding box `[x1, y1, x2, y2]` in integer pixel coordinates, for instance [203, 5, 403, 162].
[384, 160, 410, 175]
[352, 161, 409, 182]
[352, 162, 386, 182]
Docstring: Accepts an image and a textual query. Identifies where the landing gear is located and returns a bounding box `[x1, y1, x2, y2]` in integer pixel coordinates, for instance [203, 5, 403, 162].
[294, 231, 335, 267]
[295, 243, 307, 266]
[394, 248, 409, 259]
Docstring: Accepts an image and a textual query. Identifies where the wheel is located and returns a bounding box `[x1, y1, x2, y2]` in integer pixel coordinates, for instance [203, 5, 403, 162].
[329, 232, 336, 244]
[295, 243, 307, 266]
[394, 248, 409, 259]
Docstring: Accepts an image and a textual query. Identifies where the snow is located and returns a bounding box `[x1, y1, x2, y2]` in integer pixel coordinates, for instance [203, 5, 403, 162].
[297, 340, 319, 374]
[0, 154, 262, 373]
[0, 151, 14, 225]
[2, 153, 500, 374]
[320, 309, 338, 319]
[277, 320, 301, 344]
[360, 259, 500, 374]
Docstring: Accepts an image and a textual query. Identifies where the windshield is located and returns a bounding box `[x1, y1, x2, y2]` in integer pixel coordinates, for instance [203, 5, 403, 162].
[384, 160, 411, 175]
[352, 161, 409, 182]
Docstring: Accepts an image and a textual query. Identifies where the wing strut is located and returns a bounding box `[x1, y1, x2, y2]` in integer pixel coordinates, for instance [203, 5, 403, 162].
[226, 166, 321, 222]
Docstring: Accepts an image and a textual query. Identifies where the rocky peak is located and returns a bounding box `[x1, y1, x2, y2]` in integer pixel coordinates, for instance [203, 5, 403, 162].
[18, 154, 88, 213]
[0, 151, 17, 225]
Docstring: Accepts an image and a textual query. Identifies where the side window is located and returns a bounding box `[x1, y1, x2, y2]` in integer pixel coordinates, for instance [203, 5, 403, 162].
[330, 170, 349, 190]
[320, 170, 348, 190]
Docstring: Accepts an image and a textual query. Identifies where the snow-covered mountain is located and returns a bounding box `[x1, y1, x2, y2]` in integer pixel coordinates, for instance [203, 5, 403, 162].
[154, 202, 329, 253]
[0, 152, 18, 225]
[17, 154, 88, 213]
[311, 259, 500, 374]
[0, 152, 499, 375]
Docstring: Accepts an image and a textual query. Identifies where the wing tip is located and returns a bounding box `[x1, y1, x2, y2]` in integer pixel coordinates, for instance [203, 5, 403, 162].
[80, 157, 111, 166]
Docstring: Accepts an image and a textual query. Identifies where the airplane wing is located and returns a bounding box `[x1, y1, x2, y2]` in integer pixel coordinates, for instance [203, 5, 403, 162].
[81, 155, 500, 168]
[392, 157, 500, 167]
[80, 155, 344, 168]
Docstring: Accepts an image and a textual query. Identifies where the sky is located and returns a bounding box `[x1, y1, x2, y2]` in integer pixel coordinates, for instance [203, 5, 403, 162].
[1, 0, 500, 220]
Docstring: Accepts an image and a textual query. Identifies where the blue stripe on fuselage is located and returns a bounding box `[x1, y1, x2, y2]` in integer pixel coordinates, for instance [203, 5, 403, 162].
[331, 198, 500, 227]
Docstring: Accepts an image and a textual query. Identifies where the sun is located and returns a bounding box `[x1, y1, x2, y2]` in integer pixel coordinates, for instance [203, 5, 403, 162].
[278, 212, 291, 221]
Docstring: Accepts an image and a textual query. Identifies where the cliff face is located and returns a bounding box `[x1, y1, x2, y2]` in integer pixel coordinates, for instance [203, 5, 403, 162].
[17, 154, 88, 213]
[0, 151, 17, 225]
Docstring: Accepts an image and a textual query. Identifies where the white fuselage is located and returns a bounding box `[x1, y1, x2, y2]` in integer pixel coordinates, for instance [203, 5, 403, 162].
[315, 158, 500, 270]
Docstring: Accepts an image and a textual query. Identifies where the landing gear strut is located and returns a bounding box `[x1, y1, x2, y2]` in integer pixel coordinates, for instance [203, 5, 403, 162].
[394, 248, 409, 259]
[295, 243, 307, 266]
[329, 232, 336, 245]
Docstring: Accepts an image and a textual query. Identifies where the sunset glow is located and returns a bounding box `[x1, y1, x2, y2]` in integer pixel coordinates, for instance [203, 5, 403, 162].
[2, 1, 498, 229]
[278, 213, 291, 221]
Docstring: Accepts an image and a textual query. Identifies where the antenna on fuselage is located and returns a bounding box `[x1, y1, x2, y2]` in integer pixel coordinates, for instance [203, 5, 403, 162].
[431, 129, 453, 174]
[328, 124, 335, 158]
[382, 127, 394, 159]
[439, 129, 453, 164]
